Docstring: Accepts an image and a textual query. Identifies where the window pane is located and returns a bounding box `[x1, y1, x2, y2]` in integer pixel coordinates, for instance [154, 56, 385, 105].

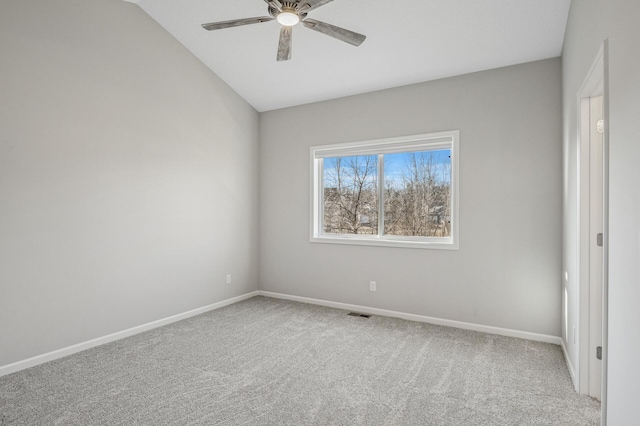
[383, 150, 451, 237]
[323, 155, 378, 235]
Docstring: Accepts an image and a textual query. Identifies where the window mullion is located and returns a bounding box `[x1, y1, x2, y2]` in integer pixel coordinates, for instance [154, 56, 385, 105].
[377, 154, 384, 238]
[318, 158, 324, 235]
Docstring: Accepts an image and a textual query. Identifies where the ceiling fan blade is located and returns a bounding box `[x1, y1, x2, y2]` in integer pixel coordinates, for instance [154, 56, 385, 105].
[201, 17, 273, 31]
[298, 0, 333, 12]
[302, 19, 366, 46]
[277, 26, 293, 61]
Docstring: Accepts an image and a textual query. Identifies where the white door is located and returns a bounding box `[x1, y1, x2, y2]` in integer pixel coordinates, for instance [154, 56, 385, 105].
[588, 95, 604, 400]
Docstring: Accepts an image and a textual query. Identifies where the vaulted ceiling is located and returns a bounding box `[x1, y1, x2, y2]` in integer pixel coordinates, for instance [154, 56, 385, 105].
[125, 0, 571, 111]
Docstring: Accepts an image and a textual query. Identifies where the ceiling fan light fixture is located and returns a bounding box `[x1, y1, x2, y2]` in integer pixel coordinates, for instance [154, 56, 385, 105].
[277, 10, 300, 26]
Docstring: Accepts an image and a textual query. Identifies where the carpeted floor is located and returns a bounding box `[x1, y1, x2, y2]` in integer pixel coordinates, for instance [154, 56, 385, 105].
[0, 296, 600, 425]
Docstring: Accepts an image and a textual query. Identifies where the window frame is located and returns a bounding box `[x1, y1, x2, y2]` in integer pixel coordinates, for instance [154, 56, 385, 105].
[310, 131, 460, 250]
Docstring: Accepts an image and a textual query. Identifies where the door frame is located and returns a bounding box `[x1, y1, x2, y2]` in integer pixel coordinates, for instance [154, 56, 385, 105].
[576, 40, 609, 423]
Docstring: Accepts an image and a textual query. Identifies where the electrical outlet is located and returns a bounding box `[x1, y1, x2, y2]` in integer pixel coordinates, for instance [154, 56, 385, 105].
[226, 274, 232, 284]
[369, 281, 376, 292]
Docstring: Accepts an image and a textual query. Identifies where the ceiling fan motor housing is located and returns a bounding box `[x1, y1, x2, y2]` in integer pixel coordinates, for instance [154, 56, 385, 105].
[269, 2, 308, 22]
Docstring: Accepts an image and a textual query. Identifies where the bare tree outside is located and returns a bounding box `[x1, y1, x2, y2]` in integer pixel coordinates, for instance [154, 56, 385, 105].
[323, 155, 378, 234]
[323, 150, 451, 237]
[384, 150, 451, 237]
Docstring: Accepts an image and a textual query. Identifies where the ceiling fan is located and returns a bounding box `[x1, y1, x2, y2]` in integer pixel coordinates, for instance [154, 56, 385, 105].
[201, 0, 366, 61]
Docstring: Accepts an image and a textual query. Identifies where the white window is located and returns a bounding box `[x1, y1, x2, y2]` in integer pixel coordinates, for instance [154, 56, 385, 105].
[310, 131, 459, 249]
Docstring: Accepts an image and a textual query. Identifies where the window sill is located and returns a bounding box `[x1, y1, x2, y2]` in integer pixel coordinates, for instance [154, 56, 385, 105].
[310, 235, 459, 250]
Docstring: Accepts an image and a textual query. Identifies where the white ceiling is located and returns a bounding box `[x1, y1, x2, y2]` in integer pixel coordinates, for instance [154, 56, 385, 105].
[127, 0, 571, 112]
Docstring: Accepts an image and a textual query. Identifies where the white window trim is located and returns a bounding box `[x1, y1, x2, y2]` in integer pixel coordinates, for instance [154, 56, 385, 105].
[310, 131, 460, 250]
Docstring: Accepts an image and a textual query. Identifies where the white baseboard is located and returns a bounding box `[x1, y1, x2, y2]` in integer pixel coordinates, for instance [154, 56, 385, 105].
[561, 339, 578, 392]
[1, 289, 563, 378]
[0, 291, 259, 377]
[257, 291, 562, 345]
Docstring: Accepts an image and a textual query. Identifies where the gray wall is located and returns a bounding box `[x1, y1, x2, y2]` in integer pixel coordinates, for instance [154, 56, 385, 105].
[260, 58, 562, 337]
[0, 0, 259, 367]
[563, 1, 640, 423]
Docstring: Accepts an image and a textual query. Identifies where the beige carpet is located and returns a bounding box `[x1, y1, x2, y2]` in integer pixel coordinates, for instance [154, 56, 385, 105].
[0, 296, 600, 425]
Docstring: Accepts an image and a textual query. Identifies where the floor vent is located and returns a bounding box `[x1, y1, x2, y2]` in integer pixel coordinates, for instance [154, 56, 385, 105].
[347, 312, 371, 318]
